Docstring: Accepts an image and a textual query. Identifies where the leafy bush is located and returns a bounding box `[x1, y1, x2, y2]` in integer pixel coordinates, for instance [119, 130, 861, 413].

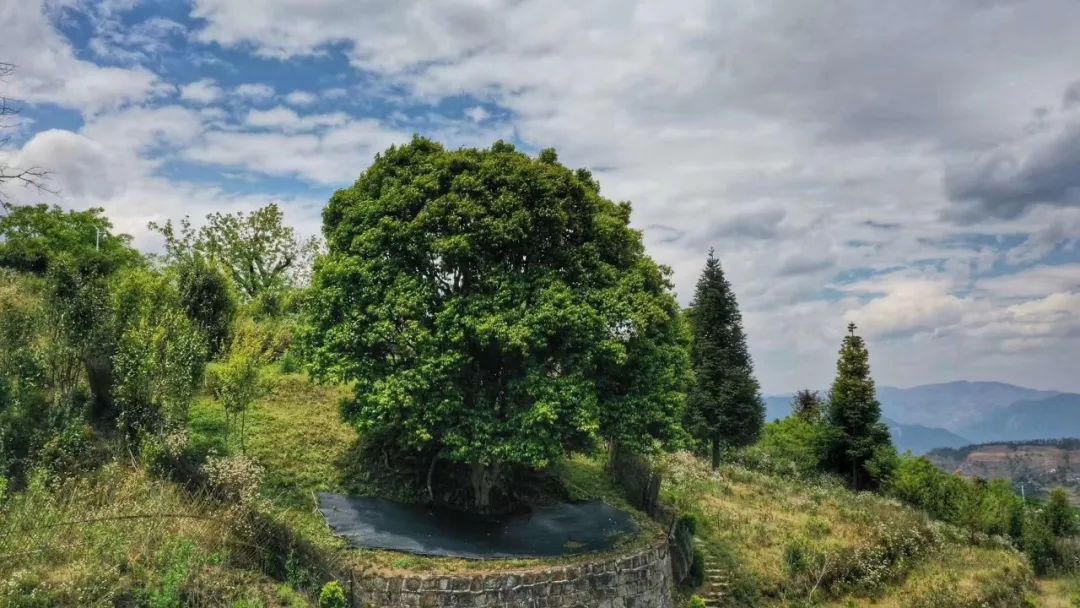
[318, 581, 347, 608]
[688, 595, 707, 608]
[207, 335, 275, 453]
[176, 258, 236, 358]
[749, 416, 830, 478]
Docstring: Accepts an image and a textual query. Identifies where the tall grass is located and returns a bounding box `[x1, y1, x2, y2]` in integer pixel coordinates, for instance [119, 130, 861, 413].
[0, 463, 306, 607]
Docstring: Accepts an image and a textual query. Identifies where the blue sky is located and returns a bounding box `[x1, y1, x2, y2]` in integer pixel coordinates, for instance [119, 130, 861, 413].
[2, 0, 1079, 394]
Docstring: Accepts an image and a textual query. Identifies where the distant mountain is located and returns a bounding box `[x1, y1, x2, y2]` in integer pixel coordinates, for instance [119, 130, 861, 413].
[877, 381, 1060, 430]
[885, 418, 970, 455]
[959, 393, 1080, 443]
[927, 439, 1080, 505]
[762, 394, 969, 455]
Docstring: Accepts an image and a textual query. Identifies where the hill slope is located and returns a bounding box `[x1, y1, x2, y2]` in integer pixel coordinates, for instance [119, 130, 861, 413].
[927, 439, 1080, 505]
[659, 453, 1034, 606]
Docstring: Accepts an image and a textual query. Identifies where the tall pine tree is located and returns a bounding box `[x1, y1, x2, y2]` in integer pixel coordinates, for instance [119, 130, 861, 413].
[825, 323, 893, 490]
[686, 250, 764, 470]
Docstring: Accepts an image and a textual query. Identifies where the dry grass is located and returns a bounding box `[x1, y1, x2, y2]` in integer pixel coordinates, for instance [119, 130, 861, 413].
[659, 451, 1036, 606]
[0, 464, 307, 607]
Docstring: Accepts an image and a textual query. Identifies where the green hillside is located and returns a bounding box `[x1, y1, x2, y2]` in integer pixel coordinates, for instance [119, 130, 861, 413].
[4, 369, 1078, 606]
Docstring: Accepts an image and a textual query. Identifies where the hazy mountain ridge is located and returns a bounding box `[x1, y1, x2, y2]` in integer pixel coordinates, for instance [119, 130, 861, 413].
[766, 380, 1078, 454]
[763, 394, 970, 455]
[877, 381, 1062, 430]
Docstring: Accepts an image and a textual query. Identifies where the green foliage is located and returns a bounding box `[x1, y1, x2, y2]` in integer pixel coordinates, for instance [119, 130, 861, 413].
[685, 250, 764, 468]
[110, 268, 208, 440]
[791, 389, 824, 422]
[318, 581, 347, 608]
[302, 138, 690, 508]
[825, 323, 893, 490]
[889, 456, 971, 523]
[1023, 510, 1059, 576]
[887, 453, 1080, 576]
[176, 257, 236, 357]
[207, 335, 274, 453]
[0, 203, 140, 276]
[751, 416, 830, 478]
[151, 203, 319, 301]
[688, 595, 707, 608]
[0, 270, 86, 479]
[1047, 487, 1077, 537]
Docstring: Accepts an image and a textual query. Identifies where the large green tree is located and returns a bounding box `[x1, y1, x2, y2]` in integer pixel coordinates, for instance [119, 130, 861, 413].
[302, 138, 690, 509]
[685, 250, 764, 469]
[825, 323, 893, 490]
[151, 203, 319, 301]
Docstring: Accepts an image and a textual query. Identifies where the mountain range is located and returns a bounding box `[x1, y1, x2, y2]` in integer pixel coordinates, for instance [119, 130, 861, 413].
[764, 381, 1080, 455]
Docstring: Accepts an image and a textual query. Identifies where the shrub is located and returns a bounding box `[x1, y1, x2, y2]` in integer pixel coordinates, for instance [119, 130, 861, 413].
[1047, 488, 1077, 537]
[752, 416, 829, 478]
[176, 259, 236, 358]
[318, 581, 347, 608]
[688, 595, 707, 608]
[202, 454, 265, 520]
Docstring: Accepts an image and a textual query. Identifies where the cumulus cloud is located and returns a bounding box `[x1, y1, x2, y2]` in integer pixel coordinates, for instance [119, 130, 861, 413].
[245, 106, 350, 132]
[234, 83, 276, 100]
[9, 0, 1080, 392]
[946, 102, 1080, 220]
[180, 79, 223, 104]
[0, 0, 165, 113]
[284, 90, 317, 106]
[184, 119, 408, 184]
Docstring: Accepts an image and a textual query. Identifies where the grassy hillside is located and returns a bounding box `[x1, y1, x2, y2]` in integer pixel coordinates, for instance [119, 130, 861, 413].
[658, 452, 1037, 606]
[6, 371, 1075, 606]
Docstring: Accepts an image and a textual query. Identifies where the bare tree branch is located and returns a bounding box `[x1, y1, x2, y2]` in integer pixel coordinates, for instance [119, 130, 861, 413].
[0, 61, 54, 203]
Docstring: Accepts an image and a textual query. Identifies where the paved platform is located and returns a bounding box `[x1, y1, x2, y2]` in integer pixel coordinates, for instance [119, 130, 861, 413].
[317, 492, 638, 559]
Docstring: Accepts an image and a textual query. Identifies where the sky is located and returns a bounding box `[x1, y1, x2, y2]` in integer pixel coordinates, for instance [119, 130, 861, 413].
[1, 0, 1079, 395]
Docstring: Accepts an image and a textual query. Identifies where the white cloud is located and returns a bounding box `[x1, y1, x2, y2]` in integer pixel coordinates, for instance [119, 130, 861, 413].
[234, 83, 276, 100]
[184, 118, 408, 184]
[284, 90, 317, 106]
[10, 0, 1080, 392]
[0, 0, 165, 113]
[179, 79, 223, 104]
[465, 106, 489, 123]
[244, 106, 350, 132]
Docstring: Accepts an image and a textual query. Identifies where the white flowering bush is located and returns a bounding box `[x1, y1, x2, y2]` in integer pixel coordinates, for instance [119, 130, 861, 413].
[202, 453, 265, 520]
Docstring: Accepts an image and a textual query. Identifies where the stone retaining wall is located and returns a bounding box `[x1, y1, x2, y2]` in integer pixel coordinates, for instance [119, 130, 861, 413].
[349, 539, 673, 607]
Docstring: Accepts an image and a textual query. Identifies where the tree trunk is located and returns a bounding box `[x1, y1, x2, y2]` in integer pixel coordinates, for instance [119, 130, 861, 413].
[711, 436, 721, 471]
[84, 356, 114, 421]
[470, 463, 500, 511]
[427, 452, 440, 504]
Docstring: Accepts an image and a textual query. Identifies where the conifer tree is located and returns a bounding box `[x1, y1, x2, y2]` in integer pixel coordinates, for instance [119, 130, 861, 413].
[792, 389, 824, 421]
[825, 323, 893, 490]
[686, 249, 764, 470]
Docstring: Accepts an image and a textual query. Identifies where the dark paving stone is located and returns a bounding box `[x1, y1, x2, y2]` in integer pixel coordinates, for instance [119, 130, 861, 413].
[318, 493, 638, 559]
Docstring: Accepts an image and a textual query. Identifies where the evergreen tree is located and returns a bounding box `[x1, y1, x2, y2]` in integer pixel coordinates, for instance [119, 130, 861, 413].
[792, 389, 824, 421]
[686, 249, 764, 470]
[825, 323, 893, 490]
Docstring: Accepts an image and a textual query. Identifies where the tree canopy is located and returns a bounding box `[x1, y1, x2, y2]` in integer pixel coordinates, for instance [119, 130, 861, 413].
[151, 203, 318, 301]
[685, 250, 764, 469]
[302, 138, 690, 509]
[0, 203, 139, 276]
